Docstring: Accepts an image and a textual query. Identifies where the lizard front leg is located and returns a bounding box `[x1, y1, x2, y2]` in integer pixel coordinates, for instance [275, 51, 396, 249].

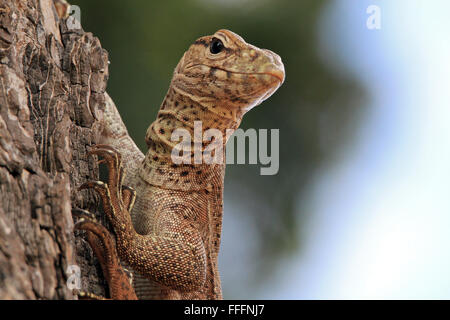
[73, 209, 138, 300]
[81, 145, 207, 294]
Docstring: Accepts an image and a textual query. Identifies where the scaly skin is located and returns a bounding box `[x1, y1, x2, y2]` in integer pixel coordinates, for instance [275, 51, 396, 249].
[78, 29, 285, 299]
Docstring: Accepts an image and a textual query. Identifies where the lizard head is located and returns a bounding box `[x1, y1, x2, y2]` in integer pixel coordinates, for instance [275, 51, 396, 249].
[172, 29, 285, 114]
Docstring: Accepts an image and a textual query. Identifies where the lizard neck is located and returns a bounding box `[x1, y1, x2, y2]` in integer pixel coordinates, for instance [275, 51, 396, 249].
[139, 86, 243, 191]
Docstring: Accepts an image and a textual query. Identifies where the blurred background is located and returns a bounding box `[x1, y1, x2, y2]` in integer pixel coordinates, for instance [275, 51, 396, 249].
[73, 0, 450, 299]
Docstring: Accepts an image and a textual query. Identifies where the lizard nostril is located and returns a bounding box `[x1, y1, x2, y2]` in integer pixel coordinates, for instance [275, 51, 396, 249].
[263, 49, 283, 66]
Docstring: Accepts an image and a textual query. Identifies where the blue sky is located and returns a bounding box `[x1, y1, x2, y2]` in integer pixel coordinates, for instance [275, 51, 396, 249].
[256, 0, 450, 299]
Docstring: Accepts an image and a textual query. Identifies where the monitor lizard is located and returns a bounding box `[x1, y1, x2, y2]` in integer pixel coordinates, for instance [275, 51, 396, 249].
[74, 29, 285, 299]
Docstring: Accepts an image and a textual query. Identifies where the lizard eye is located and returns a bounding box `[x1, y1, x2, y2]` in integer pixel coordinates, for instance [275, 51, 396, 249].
[210, 38, 224, 54]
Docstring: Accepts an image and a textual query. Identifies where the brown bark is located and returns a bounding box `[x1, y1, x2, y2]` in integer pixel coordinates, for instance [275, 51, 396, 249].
[0, 0, 108, 299]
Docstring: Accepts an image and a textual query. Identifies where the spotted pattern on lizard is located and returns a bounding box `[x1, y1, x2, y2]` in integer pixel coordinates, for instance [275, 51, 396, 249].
[77, 29, 285, 299]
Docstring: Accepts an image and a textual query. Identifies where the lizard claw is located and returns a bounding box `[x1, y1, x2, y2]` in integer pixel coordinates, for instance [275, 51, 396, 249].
[122, 268, 134, 286]
[89, 144, 121, 153]
[72, 208, 98, 223]
[78, 181, 117, 224]
[75, 290, 107, 300]
[121, 185, 136, 212]
[78, 145, 134, 229]
[87, 145, 125, 192]
[78, 180, 110, 196]
[75, 144, 138, 300]
[79, 180, 108, 190]
[88, 144, 122, 165]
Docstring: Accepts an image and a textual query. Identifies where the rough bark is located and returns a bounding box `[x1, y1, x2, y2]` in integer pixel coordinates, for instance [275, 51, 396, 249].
[0, 0, 108, 299]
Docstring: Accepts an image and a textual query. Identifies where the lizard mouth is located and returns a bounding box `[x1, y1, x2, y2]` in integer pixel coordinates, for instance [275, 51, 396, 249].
[263, 70, 285, 84]
[212, 66, 284, 104]
[185, 64, 285, 84]
[212, 66, 285, 84]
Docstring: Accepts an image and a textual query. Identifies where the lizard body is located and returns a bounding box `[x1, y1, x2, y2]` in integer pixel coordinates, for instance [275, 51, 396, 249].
[78, 29, 284, 299]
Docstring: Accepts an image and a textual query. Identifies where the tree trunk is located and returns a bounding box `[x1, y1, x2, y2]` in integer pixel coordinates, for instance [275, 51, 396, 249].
[0, 0, 109, 299]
